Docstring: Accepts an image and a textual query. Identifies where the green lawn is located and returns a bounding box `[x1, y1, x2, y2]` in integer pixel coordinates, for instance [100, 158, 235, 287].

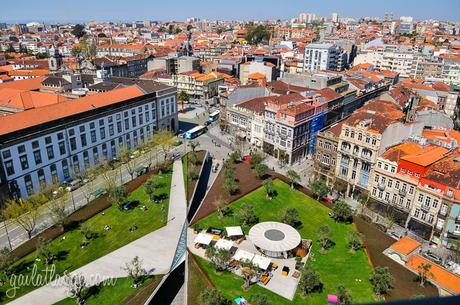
[0, 166, 173, 304]
[53, 275, 163, 305]
[195, 179, 375, 305]
[188, 256, 212, 305]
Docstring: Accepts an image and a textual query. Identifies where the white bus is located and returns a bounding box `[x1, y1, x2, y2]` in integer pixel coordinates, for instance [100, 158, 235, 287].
[184, 125, 207, 139]
[207, 110, 220, 123]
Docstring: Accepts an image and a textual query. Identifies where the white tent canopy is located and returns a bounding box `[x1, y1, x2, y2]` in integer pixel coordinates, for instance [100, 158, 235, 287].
[233, 249, 254, 262]
[226, 226, 244, 237]
[252, 255, 271, 270]
[215, 239, 234, 251]
[194, 233, 213, 245]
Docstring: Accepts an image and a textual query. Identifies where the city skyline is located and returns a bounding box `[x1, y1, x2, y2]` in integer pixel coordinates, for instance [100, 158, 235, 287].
[1, 0, 460, 23]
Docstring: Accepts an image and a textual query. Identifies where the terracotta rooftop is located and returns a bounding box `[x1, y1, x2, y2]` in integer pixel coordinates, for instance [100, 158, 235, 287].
[422, 149, 460, 193]
[0, 85, 145, 137]
[406, 255, 460, 294]
[381, 142, 425, 163]
[390, 236, 421, 256]
[401, 146, 450, 167]
[0, 88, 68, 110]
[0, 77, 45, 91]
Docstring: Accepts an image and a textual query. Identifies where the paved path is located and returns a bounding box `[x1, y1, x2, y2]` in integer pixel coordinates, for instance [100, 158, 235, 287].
[8, 160, 187, 305]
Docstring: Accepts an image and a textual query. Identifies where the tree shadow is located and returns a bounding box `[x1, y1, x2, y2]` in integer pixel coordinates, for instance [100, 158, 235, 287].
[85, 283, 102, 299]
[9, 260, 34, 275]
[54, 250, 70, 262]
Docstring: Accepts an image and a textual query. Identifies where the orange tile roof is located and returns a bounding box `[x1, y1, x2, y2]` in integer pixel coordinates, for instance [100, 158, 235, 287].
[406, 255, 460, 294]
[389, 236, 421, 256]
[248, 72, 266, 79]
[400, 146, 449, 167]
[0, 85, 144, 136]
[0, 77, 45, 91]
[381, 143, 425, 163]
[0, 88, 67, 110]
[8, 69, 49, 77]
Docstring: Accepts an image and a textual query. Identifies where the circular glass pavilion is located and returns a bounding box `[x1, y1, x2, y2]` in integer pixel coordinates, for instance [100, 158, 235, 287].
[248, 222, 301, 258]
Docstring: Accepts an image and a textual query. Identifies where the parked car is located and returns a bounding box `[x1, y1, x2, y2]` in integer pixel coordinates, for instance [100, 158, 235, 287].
[423, 251, 442, 264]
[65, 179, 83, 192]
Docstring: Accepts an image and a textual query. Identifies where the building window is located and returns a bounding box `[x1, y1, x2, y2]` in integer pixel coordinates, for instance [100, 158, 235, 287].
[37, 169, 46, 188]
[17, 145, 25, 154]
[90, 130, 97, 143]
[70, 137, 77, 151]
[405, 199, 411, 209]
[83, 151, 90, 169]
[33, 150, 42, 165]
[24, 174, 33, 196]
[32, 141, 39, 149]
[2, 150, 11, 159]
[68, 128, 75, 136]
[90, 122, 95, 129]
[45, 136, 52, 144]
[46, 146, 54, 160]
[418, 194, 424, 203]
[62, 160, 70, 179]
[20, 155, 29, 170]
[59, 141, 66, 155]
[80, 134, 87, 147]
[100, 127, 106, 140]
[432, 199, 438, 208]
[50, 164, 58, 183]
[5, 160, 14, 176]
[57, 132, 64, 140]
[79, 126, 85, 133]
[409, 186, 414, 194]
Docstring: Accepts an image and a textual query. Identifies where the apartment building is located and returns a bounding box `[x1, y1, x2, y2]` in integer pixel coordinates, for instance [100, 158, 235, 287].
[367, 130, 460, 247]
[334, 100, 424, 197]
[0, 81, 178, 199]
[148, 55, 200, 75]
[156, 71, 224, 99]
[354, 45, 416, 78]
[96, 44, 146, 57]
[303, 43, 348, 72]
[312, 122, 342, 186]
[227, 92, 327, 164]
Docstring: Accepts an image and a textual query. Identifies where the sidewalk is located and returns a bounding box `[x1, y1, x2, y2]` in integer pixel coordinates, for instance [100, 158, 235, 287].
[8, 160, 187, 305]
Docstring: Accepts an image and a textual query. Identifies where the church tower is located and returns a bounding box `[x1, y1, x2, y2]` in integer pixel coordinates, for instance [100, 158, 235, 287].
[48, 47, 63, 72]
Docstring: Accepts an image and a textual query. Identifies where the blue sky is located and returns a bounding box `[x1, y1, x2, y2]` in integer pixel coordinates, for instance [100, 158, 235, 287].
[1, 0, 459, 23]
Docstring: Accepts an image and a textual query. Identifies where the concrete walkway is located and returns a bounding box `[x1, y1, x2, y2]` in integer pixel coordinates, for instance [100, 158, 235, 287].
[8, 160, 187, 305]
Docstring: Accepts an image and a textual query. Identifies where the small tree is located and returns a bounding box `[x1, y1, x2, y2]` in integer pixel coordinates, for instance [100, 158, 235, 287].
[177, 90, 190, 110]
[309, 180, 328, 200]
[336, 285, 352, 305]
[298, 266, 322, 296]
[347, 231, 364, 252]
[417, 263, 433, 287]
[188, 140, 200, 153]
[4, 198, 41, 239]
[36, 237, 53, 266]
[213, 195, 227, 219]
[107, 185, 128, 210]
[144, 178, 158, 202]
[80, 226, 95, 247]
[282, 208, 301, 228]
[80, 178, 95, 205]
[48, 194, 69, 232]
[263, 178, 275, 199]
[317, 224, 332, 253]
[199, 288, 226, 305]
[356, 192, 370, 215]
[205, 246, 232, 272]
[229, 150, 242, 163]
[153, 130, 175, 162]
[64, 273, 87, 305]
[286, 169, 301, 189]
[249, 294, 272, 305]
[239, 260, 260, 290]
[71, 24, 86, 39]
[0, 247, 13, 277]
[370, 266, 393, 298]
[237, 203, 258, 226]
[223, 176, 239, 195]
[331, 201, 353, 223]
[250, 152, 264, 168]
[123, 256, 147, 288]
[255, 163, 269, 179]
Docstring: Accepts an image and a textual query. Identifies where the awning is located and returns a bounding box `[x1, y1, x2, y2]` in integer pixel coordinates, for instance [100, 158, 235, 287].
[226, 226, 243, 237]
[214, 239, 234, 251]
[252, 255, 271, 270]
[233, 249, 254, 262]
[193, 233, 213, 245]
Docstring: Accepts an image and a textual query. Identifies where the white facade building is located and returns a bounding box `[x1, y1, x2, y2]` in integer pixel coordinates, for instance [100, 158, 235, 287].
[303, 43, 348, 72]
[0, 82, 178, 199]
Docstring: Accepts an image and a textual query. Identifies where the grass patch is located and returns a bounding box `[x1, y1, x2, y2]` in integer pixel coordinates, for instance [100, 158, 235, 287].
[0, 166, 173, 304]
[53, 275, 163, 305]
[188, 255, 212, 305]
[195, 179, 375, 305]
